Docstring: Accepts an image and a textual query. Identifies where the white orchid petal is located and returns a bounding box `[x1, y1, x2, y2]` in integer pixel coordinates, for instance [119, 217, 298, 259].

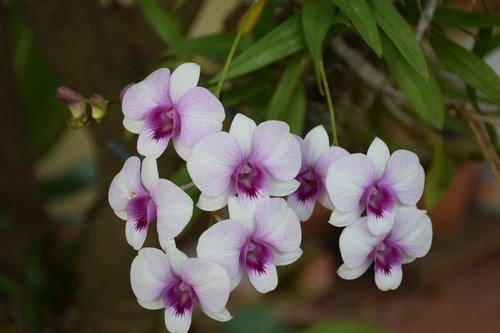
[164, 306, 192, 333]
[187, 132, 242, 197]
[123, 118, 144, 134]
[254, 198, 301, 252]
[141, 156, 159, 191]
[169, 62, 200, 104]
[339, 218, 384, 269]
[325, 153, 374, 212]
[367, 137, 390, 180]
[390, 207, 432, 258]
[303, 125, 330, 166]
[374, 264, 403, 291]
[337, 261, 371, 280]
[229, 113, 257, 158]
[248, 263, 278, 293]
[328, 207, 362, 227]
[130, 248, 174, 302]
[150, 179, 193, 241]
[273, 248, 303, 266]
[181, 258, 230, 314]
[382, 150, 425, 205]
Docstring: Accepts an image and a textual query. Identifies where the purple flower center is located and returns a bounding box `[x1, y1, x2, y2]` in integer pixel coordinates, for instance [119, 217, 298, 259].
[362, 184, 395, 219]
[240, 239, 272, 275]
[163, 280, 195, 316]
[232, 161, 266, 199]
[127, 194, 157, 230]
[294, 168, 321, 202]
[145, 105, 179, 141]
[371, 239, 403, 275]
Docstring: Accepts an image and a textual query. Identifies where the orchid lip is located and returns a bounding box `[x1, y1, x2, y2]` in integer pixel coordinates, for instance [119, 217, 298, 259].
[371, 239, 403, 274]
[240, 239, 272, 275]
[127, 194, 157, 230]
[362, 183, 395, 219]
[232, 160, 266, 199]
[145, 105, 180, 142]
[294, 168, 321, 203]
[163, 279, 196, 316]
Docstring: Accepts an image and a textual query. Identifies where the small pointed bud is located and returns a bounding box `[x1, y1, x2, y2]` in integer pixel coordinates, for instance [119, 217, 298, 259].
[56, 86, 87, 122]
[89, 94, 108, 123]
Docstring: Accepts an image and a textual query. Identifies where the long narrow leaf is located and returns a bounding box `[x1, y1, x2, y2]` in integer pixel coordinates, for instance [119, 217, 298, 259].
[370, 0, 428, 79]
[431, 32, 500, 103]
[138, 0, 183, 46]
[285, 83, 307, 135]
[381, 33, 444, 128]
[302, 0, 335, 63]
[267, 56, 304, 120]
[220, 14, 306, 80]
[333, 0, 382, 56]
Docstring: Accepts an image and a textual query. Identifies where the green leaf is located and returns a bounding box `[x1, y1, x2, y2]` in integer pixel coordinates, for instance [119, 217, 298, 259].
[138, 0, 183, 46]
[425, 140, 454, 210]
[433, 7, 500, 28]
[166, 34, 252, 59]
[300, 322, 387, 333]
[266, 56, 304, 120]
[430, 32, 500, 103]
[285, 83, 307, 135]
[381, 33, 444, 128]
[220, 14, 306, 81]
[302, 0, 335, 64]
[369, 0, 428, 79]
[332, 0, 382, 56]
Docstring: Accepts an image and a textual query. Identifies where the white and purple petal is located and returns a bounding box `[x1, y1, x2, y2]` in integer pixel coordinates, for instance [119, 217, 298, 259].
[130, 247, 174, 302]
[229, 113, 257, 158]
[168, 62, 200, 104]
[389, 208, 432, 258]
[303, 125, 330, 167]
[326, 153, 375, 212]
[149, 179, 193, 242]
[122, 68, 172, 120]
[108, 156, 147, 216]
[175, 87, 225, 149]
[187, 132, 242, 197]
[380, 150, 425, 205]
[250, 120, 301, 181]
[366, 137, 390, 180]
[181, 258, 230, 315]
[253, 198, 301, 253]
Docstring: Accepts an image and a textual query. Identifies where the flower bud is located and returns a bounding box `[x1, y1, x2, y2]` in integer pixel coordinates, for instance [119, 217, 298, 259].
[56, 86, 88, 125]
[89, 94, 108, 123]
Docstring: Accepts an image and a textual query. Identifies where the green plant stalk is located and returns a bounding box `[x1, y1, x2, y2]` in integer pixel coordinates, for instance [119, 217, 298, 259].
[215, 1, 258, 98]
[318, 59, 339, 146]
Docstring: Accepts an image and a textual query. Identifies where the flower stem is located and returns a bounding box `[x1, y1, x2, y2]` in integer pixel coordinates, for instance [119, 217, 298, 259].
[318, 59, 339, 146]
[214, 0, 258, 98]
[179, 182, 194, 190]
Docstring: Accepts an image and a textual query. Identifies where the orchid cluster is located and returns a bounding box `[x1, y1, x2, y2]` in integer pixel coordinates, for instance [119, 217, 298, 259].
[108, 63, 432, 332]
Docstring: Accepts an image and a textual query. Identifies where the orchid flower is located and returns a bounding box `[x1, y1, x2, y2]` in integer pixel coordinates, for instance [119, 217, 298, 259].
[187, 113, 301, 211]
[108, 156, 193, 250]
[337, 207, 432, 291]
[197, 197, 302, 293]
[326, 137, 425, 235]
[287, 125, 349, 221]
[130, 246, 231, 333]
[122, 63, 225, 160]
